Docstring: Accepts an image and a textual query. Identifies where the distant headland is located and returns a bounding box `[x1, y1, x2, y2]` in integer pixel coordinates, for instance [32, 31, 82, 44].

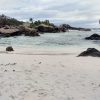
[0, 14, 91, 38]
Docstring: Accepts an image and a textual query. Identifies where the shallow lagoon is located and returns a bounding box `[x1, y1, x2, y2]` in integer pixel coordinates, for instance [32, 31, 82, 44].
[0, 30, 100, 49]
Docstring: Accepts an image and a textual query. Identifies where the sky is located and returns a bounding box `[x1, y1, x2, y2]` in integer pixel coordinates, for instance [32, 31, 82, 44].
[0, 0, 100, 28]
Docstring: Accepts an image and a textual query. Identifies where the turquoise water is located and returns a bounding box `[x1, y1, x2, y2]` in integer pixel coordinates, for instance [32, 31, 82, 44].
[0, 30, 100, 49]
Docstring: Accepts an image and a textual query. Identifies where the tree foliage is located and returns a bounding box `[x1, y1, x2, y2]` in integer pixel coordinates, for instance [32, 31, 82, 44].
[0, 14, 23, 27]
[29, 19, 54, 28]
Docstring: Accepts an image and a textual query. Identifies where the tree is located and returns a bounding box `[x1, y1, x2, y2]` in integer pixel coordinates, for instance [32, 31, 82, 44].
[29, 18, 34, 28]
[44, 20, 50, 25]
[0, 14, 23, 27]
[29, 18, 33, 23]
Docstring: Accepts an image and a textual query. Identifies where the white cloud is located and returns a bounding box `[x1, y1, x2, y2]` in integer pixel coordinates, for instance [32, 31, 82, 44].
[0, 0, 100, 27]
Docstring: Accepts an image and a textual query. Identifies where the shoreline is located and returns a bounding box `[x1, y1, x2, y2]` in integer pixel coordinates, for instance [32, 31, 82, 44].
[0, 46, 87, 57]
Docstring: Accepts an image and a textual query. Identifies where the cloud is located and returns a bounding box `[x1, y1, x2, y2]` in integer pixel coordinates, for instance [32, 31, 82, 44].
[0, 0, 100, 27]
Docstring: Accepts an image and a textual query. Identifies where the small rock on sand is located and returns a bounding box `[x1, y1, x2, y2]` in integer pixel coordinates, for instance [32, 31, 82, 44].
[6, 46, 14, 52]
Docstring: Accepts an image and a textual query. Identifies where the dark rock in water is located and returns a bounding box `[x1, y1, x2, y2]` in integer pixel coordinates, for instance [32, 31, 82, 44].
[85, 34, 100, 40]
[6, 46, 14, 52]
[78, 48, 100, 57]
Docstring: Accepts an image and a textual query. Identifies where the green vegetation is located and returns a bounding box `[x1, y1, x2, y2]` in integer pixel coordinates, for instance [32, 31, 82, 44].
[0, 14, 23, 27]
[29, 18, 54, 28]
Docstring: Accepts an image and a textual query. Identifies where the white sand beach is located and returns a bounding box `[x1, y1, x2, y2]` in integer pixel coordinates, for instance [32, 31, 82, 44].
[0, 0, 100, 100]
[0, 47, 100, 100]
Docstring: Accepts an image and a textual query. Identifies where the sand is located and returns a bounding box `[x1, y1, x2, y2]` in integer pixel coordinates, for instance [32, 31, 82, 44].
[0, 47, 100, 100]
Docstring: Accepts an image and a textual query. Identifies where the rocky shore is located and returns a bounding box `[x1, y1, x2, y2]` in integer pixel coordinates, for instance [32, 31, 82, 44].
[0, 26, 39, 37]
[0, 14, 91, 38]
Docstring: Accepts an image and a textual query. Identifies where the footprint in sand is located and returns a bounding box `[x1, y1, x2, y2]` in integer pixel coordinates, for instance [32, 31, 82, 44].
[39, 62, 42, 64]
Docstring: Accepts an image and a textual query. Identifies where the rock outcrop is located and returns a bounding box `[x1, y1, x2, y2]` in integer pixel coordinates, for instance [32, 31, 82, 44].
[59, 24, 69, 32]
[0, 26, 40, 37]
[0, 28, 21, 37]
[59, 24, 91, 31]
[78, 48, 100, 57]
[85, 34, 100, 40]
[19, 26, 40, 36]
[69, 26, 91, 31]
[36, 24, 60, 33]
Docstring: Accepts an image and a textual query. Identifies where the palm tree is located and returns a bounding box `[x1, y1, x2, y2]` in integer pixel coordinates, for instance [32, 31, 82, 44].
[29, 18, 33, 23]
[29, 18, 34, 28]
